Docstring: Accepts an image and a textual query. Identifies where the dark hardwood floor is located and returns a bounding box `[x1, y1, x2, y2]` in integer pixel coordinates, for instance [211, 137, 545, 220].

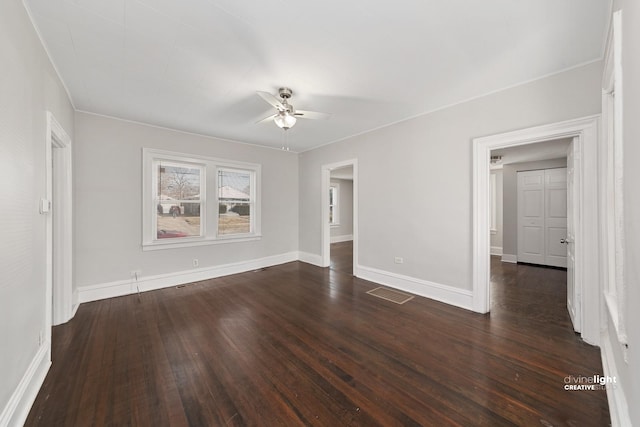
[26, 251, 609, 426]
[330, 241, 353, 275]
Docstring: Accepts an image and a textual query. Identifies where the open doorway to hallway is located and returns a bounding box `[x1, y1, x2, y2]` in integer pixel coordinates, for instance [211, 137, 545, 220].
[489, 139, 575, 326]
[328, 165, 354, 275]
[321, 159, 358, 275]
[472, 115, 600, 345]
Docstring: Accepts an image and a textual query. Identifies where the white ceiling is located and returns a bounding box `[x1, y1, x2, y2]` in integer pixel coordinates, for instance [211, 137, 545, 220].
[331, 165, 353, 181]
[492, 138, 571, 164]
[24, 0, 611, 152]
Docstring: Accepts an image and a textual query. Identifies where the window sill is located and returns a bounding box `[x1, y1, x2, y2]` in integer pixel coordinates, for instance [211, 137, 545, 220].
[143, 234, 262, 251]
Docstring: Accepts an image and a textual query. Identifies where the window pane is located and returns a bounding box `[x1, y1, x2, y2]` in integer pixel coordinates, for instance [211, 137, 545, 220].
[156, 162, 202, 239]
[218, 170, 252, 235]
[156, 202, 201, 239]
[158, 163, 201, 199]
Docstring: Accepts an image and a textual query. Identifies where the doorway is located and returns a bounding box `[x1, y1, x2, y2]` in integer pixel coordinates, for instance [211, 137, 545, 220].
[489, 139, 576, 333]
[45, 112, 73, 335]
[472, 116, 600, 345]
[321, 159, 358, 276]
[328, 166, 354, 274]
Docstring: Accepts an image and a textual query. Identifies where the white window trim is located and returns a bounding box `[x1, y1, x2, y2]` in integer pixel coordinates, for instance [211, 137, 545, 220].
[601, 10, 627, 353]
[489, 173, 497, 235]
[216, 166, 257, 237]
[142, 148, 261, 250]
[329, 183, 340, 226]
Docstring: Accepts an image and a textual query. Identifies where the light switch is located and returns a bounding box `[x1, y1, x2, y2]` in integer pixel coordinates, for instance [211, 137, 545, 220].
[40, 198, 51, 214]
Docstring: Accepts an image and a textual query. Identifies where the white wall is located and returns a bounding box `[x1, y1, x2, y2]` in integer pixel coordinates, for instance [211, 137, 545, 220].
[330, 178, 353, 242]
[603, 1, 640, 425]
[299, 61, 601, 303]
[0, 0, 74, 423]
[73, 112, 298, 292]
[490, 169, 503, 254]
[502, 158, 567, 258]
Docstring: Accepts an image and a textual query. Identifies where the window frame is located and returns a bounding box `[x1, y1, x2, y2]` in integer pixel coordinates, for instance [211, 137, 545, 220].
[329, 183, 340, 226]
[216, 166, 256, 238]
[143, 148, 261, 250]
[489, 172, 498, 235]
[152, 158, 205, 240]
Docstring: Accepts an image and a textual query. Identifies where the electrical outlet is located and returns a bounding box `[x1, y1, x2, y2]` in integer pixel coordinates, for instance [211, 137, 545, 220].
[130, 270, 142, 281]
[192, 259, 199, 268]
[394, 257, 404, 264]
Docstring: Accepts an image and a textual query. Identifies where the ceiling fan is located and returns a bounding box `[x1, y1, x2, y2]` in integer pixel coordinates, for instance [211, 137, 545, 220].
[256, 87, 330, 130]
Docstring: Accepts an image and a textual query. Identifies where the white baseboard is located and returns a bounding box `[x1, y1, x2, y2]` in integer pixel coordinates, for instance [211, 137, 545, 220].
[0, 344, 51, 427]
[78, 252, 299, 303]
[601, 330, 631, 427]
[331, 234, 353, 243]
[297, 251, 324, 267]
[490, 246, 503, 256]
[70, 288, 80, 318]
[356, 265, 474, 311]
[501, 254, 517, 263]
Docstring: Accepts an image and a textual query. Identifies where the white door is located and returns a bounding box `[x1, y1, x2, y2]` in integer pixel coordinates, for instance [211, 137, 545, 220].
[545, 169, 568, 268]
[566, 142, 580, 332]
[517, 171, 545, 264]
[517, 168, 567, 267]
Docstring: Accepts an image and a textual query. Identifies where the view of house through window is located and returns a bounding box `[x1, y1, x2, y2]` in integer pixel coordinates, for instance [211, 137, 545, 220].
[156, 161, 203, 239]
[218, 169, 252, 235]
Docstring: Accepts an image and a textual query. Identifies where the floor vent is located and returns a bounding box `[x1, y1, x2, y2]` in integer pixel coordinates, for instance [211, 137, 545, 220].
[366, 287, 414, 304]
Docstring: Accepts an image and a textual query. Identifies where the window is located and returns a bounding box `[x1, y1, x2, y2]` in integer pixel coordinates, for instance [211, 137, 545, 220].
[218, 168, 253, 236]
[329, 184, 339, 225]
[143, 149, 260, 249]
[489, 172, 497, 234]
[155, 160, 203, 239]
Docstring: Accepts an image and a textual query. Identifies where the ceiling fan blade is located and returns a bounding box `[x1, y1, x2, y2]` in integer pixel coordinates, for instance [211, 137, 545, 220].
[257, 91, 284, 110]
[255, 113, 277, 124]
[294, 110, 331, 120]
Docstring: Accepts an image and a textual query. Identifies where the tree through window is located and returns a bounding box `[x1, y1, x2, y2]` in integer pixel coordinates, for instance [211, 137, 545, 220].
[155, 161, 203, 239]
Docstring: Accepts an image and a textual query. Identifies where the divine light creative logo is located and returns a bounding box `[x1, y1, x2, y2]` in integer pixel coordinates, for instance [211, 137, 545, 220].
[563, 374, 616, 391]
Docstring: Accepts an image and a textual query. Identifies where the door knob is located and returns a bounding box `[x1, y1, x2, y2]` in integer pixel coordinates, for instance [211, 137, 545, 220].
[560, 238, 573, 244]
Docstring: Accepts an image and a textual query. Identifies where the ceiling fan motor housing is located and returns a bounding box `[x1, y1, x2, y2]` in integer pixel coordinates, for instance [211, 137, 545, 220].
[278, 87, 293, 100]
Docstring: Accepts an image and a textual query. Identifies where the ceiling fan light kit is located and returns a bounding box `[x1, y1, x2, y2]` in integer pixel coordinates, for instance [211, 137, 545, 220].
[274, 110, 297, 130]
[256, 87, 330, 131]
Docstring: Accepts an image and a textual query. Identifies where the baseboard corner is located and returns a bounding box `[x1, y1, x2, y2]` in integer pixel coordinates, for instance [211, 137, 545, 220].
[297, 251, 324, 267]
[501, 254, 517, 263]
[490, 246, 503, 256]
[0, 344, 51, 427]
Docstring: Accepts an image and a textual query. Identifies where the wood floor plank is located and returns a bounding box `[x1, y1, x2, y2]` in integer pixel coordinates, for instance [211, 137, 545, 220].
[25, 245, 609, 426]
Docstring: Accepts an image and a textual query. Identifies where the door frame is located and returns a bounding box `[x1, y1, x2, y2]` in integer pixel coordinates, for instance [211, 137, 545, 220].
[321, 159, 358, 275]
[472, 115, 600, 345]
[45, 111, 74, 333]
